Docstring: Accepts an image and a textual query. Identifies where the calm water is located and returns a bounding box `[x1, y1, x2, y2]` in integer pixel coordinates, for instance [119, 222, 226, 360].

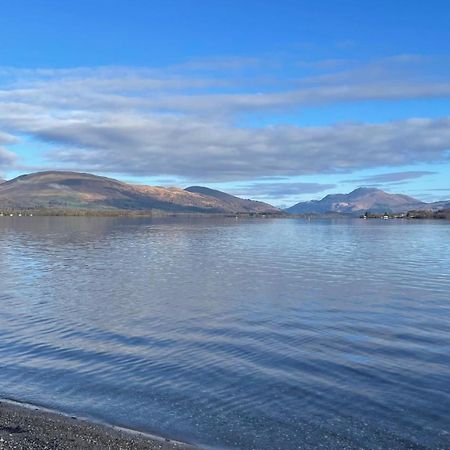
[0, 217, 449, 449]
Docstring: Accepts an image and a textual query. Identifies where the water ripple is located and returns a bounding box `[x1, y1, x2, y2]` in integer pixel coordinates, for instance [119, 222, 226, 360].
[0, 217, 449, 449]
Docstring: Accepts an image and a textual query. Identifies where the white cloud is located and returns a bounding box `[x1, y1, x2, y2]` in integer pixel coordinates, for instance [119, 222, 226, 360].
[0, 147, 17, 169]
[7, 115, 447, 181]
[0, 131, 18, 145]
[0, 55, 449, 181]
[0, 132, 18, 170]
[231, 182, 336, 199]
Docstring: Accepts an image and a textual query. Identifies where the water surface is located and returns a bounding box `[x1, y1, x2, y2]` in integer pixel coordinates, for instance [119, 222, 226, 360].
[0, 217, 449, 449]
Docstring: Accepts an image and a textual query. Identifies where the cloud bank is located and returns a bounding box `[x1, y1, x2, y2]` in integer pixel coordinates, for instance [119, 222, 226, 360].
[0, 55, 449, 181]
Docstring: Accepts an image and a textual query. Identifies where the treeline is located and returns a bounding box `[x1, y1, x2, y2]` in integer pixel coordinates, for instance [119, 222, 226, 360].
[406, 209, 450, 219]
[0, 208, 284, 218]
[0, 208, 156, 217]
[360, 209, 450, 220]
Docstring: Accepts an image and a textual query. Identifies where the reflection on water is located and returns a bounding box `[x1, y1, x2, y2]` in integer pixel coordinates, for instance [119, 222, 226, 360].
[0, 216, 449, 449]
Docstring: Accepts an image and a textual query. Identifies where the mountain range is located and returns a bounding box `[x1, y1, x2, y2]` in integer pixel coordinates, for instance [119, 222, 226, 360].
[285, 187, 449, 215]
[0, 171, 280, 214]
[0, 171, 447, 216]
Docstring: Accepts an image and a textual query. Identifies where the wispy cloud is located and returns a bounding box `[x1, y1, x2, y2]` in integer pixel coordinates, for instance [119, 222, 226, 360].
[343, 171, 437, 184]
[231, 182, 335, 199]
[169, 56, 265, 72]
[0, 131, 18, 145]
[2, 55, 450, 116]
[0, 131, 18, 170]
[0, 147, 17, 168]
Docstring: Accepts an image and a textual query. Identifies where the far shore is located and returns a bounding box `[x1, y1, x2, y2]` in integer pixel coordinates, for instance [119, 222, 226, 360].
[0, 209, 448, 220]
[0, 399, 198, 450]
[0, 209, 285, 218]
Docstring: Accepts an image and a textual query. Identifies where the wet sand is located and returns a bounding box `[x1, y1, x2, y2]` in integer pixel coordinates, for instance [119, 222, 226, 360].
[0, 400, 198, 449]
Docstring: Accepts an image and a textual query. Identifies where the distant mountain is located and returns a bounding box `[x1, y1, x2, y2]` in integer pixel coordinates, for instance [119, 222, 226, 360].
[426, 200, 450, 211]
[0, 171, 281, 214]
[185, 186, 279, 214]
[286, 187, 427, 215]
[0, 179, 5, 184]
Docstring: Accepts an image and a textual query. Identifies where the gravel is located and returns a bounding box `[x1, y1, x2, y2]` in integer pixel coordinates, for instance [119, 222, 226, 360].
[0, 400, 198, 450]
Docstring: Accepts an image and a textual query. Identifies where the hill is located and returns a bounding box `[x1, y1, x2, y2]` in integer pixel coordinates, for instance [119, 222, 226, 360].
[185, 186, 279, 214]
[0, 171, 280, 215]
[285, 187, 427, 215]
[426, 200, 450, 211]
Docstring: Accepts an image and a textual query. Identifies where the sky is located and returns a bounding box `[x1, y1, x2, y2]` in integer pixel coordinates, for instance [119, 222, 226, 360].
[0, 0, 449, 207]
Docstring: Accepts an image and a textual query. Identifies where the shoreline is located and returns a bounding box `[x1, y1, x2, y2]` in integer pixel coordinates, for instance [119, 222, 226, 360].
[0, 398, 198, 449]
[0, 210, 285, 219]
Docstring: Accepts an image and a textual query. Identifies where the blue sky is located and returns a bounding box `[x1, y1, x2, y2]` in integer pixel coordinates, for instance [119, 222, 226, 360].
[0, 0, 449, 206]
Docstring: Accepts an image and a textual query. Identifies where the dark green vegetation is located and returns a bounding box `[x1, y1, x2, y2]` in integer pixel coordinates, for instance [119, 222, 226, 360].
[0, 172, 281, 216]
[360, 210, 450, 219]
[404, 209, 450, 220]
